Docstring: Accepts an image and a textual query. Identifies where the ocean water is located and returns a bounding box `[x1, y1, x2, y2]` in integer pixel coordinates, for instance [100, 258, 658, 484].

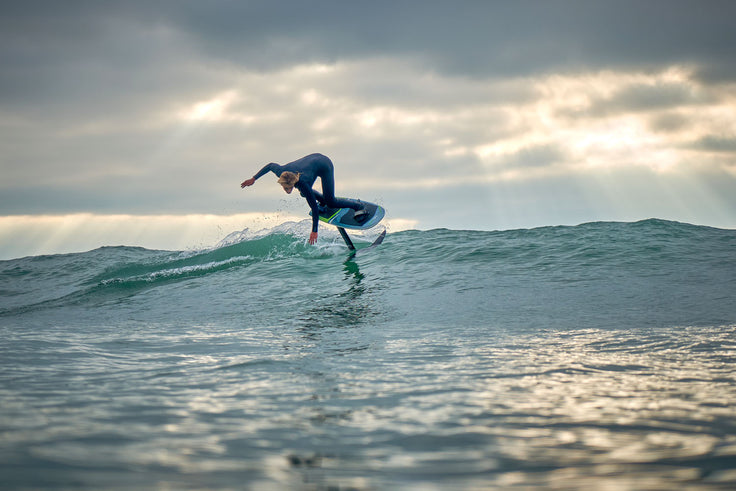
[1, 218, 735, 490]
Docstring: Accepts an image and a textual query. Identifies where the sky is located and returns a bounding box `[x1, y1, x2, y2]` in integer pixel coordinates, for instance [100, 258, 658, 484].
[2, 0, 736, 258]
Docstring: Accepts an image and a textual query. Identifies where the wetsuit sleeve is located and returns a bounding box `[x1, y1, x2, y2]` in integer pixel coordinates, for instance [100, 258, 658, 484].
[298, 183, 321, 233]
[252, 163, 280, 180]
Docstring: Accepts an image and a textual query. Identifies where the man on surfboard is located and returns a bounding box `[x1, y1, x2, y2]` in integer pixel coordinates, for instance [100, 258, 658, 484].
[241, 153, 366, 244]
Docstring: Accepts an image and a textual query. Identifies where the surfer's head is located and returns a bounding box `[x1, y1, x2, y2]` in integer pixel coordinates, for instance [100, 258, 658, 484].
[278, 171, 300, 194]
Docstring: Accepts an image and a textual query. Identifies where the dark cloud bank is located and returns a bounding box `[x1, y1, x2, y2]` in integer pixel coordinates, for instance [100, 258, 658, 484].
[2, 1, 736, 228]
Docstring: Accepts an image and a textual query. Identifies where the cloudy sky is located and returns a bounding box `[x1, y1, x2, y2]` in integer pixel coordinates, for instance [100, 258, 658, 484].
[2, 1, 736, 258]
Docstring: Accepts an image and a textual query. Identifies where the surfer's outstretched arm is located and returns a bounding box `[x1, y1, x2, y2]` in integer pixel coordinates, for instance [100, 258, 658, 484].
[241, 163, 280, 188]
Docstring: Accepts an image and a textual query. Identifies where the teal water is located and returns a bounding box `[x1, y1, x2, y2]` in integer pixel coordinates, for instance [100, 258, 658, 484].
[1, 219, 736, 490]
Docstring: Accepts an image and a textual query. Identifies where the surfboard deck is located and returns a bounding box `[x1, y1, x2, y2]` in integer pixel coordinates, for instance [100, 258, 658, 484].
[311, 199, 385, 230]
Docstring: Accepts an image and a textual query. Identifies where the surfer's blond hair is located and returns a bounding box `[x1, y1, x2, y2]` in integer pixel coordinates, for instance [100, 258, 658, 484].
[278, 171, 300, 187]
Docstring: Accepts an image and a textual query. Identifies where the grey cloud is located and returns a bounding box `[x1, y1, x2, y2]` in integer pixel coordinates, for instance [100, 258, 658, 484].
[648, 112, 690, 134]
[3, 0, 736, 224]
[163, 1, 736, 77]
[605, 83, 708, 113]
[4, 1, 736, 84]
[556, 80, 714, 123]
[382, 166, 736, 231]
[3, 1, 734, 123]
[689, 136, 736, 154]
[500, 144, 567, 170]
[695, 63, 736, 85]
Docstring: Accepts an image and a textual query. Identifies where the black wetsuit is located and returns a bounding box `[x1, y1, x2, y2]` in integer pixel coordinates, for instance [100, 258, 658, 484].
[252, 153, 361, 233]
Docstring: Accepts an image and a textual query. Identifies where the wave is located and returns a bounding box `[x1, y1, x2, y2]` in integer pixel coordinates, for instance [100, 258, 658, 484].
[0, 229, 310, 315]
[0, 218, 391, 316]
[92, 233, 303, 286]
[1, 218, 734, 320]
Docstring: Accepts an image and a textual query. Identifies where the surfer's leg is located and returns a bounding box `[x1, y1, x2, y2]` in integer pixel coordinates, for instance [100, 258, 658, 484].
[318, 163, 362, 211]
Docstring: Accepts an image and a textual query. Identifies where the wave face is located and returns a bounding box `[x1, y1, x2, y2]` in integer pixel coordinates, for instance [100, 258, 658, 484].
[2, 219, 736, 489]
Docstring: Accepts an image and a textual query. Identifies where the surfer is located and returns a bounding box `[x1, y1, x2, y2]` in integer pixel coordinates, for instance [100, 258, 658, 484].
[241, 153, 366, 244]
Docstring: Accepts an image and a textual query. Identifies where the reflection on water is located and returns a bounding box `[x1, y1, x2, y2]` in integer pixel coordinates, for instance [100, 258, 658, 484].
[2, 321, 735, 490]
[262, 326, 736, 490]
[296, 257, 374, 334]
[342, 257, 364, 284]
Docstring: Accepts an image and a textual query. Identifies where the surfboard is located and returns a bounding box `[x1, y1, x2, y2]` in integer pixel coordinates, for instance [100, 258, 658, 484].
[311, 199, 385, 230]
[310, 199, 386, 251]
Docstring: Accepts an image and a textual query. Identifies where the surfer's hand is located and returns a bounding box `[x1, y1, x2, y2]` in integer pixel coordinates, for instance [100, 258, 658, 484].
[308, 232, 318, 245]
[240, 177, 256, 188]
